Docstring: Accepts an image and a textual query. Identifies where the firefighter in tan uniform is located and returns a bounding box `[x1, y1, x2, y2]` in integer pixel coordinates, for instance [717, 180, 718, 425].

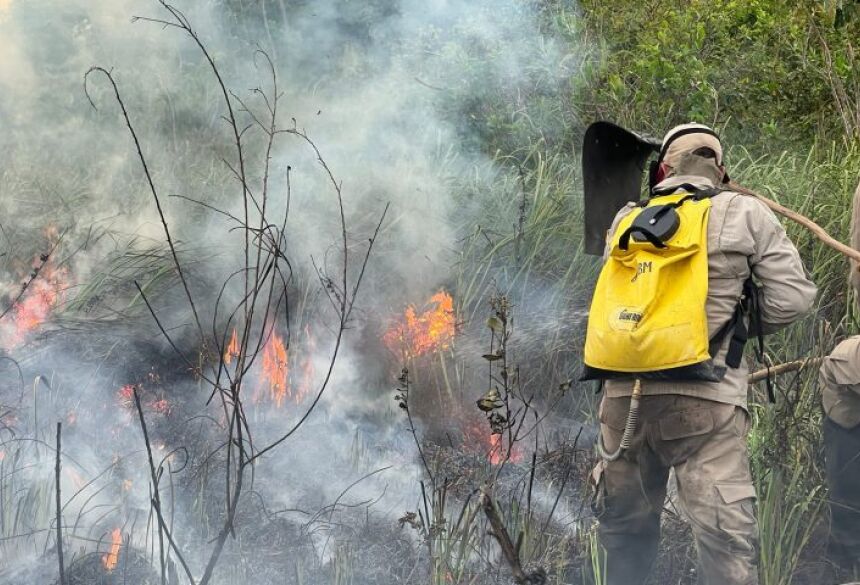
[589, 124, 817, 585]
[818, 180, 860, 578]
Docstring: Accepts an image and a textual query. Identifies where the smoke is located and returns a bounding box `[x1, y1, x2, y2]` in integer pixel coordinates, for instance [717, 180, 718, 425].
[0, 0, 583, 583]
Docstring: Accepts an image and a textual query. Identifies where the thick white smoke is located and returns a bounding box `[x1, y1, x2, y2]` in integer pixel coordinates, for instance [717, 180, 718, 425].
[0, 1, 581, 583]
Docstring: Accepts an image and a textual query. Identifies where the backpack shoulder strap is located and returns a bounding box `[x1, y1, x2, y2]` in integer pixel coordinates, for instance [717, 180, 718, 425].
[708, 277, 774, 401]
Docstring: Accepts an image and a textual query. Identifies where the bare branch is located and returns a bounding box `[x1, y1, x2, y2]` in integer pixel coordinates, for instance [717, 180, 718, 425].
[84, 67, 207, 348]
[55, 422, 66, 585]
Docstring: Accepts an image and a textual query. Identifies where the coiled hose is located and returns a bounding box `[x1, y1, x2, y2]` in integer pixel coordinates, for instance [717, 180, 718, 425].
[596, 379, 642, 462]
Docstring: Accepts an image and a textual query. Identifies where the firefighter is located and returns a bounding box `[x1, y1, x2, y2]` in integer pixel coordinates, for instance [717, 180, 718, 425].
[818, 179, 860, 579]
[586, 124, 817, 585]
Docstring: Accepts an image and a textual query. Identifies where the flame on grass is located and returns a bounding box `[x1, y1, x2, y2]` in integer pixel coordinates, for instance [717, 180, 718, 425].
[225, 325, 316, 407]
[2, 260, 69, 350]
[224, 328, 240, 365]
[102, 528, 122, 572]
[383, 290, 456, 359]
[261, 329, 289, 408]
[464, 419, 524, 465]
[488, 432, 524, 465]
[490, 432, 525, 465]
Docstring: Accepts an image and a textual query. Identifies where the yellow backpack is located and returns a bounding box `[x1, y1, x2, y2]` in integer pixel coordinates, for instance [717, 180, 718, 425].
[582, 189, 735, 381]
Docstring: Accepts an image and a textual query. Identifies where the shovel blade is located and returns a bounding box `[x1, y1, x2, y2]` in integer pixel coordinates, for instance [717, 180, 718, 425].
[582, 121, 660, 255]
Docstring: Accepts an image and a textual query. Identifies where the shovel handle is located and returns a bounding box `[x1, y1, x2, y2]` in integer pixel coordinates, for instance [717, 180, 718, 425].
[727, 181, 860, 270]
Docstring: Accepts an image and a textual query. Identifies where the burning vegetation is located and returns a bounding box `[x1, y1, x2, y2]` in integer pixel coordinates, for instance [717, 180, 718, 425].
[101, 529, 122, 573]
[261, 328, 289, 407]
[1, 238, 70, 350]
[383, 290, 457, 360]
[0, 3, 593, 580]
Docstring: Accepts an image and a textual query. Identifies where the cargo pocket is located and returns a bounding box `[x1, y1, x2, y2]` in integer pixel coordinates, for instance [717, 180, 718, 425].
[655, 407, 717, 466]
[732, 407, 752, 438]
[598, 398, 630, 456]
[715, 482, 757, 553]
[599, 397, 630, 432]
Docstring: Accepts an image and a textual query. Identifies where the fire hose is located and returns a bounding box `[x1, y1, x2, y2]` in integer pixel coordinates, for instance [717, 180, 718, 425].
[596, 379, 642, 462]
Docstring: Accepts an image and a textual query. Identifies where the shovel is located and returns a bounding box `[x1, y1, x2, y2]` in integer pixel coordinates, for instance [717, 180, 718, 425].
[581, 121, 659, 255]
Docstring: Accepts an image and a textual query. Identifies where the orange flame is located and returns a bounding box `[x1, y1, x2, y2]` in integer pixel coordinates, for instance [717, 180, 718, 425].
[261, 330, 289, 407]
[102, 528, 122, 572]
[383, 290, 456, 359]
[2, 260, 69, 350]
[463, 419, 524, 465]
[488, 433, 524, 465]
[224, 328, 240, 365]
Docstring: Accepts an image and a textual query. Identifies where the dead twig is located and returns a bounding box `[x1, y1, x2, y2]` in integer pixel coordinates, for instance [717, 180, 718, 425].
[55, 422, 66, 585]
[133, 388, 196, 585]
[728, 181, 860, 268]
[84, 67, 208, 350]
[479, 487, 546, 585]
[748, 357, 824, 384]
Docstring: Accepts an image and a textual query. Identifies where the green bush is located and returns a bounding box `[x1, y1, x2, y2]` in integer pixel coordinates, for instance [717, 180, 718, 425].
[574, 0, 860, 148]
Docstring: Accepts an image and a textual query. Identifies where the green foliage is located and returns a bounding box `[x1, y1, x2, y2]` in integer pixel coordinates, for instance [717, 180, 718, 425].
[574, 0, 860, 147]
[756, 467, 824, 585]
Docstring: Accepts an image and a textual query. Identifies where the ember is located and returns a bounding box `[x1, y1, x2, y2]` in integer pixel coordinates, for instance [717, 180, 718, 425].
[383, 290, 456, 359]
[150, 398, 170, 415]
[102, 528, 122, 572]
[117, 384, 135, 402]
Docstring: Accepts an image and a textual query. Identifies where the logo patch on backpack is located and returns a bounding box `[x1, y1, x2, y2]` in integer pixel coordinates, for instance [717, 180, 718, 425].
[610, 307, 644, 331]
